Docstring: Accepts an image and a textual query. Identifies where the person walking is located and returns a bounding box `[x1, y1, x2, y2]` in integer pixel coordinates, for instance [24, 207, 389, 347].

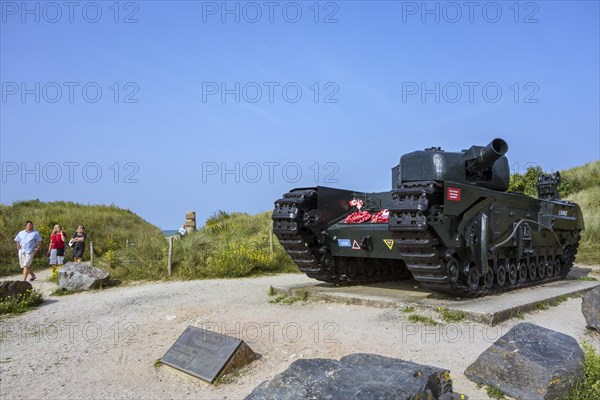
[178, 223, 187, 238]
[14, 221, 43, 282]
[71, 225, 87, 262]
[48, 224, 66, 276]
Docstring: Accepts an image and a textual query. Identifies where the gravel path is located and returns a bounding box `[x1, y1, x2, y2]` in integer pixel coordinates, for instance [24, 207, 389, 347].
[1, 268, 599, 399]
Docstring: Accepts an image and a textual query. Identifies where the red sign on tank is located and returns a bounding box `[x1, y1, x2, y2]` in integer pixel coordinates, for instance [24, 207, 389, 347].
[447, 187, 461, 201]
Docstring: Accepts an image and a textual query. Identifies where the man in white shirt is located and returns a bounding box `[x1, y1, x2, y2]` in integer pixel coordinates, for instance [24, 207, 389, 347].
[178, 224, 187, 237]
[14, 221, 43, 282]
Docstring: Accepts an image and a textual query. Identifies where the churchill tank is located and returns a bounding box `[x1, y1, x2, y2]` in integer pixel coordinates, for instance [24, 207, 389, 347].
[272, 139, 584, 297]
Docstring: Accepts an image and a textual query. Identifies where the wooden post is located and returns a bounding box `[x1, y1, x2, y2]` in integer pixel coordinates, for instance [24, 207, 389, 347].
[90, 241, 94, 264]
[269, 227, 274, 253]
[167, 236, 173, 276]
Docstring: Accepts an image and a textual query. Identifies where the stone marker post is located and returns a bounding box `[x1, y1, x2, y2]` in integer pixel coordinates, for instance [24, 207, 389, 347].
[185, 211, 196, 234]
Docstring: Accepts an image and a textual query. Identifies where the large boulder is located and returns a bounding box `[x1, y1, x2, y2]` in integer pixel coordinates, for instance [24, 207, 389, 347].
[58, 262, 110, 291]
[465, 322, 584, 400]
[0, 281, 33, 301]
[245, 353, 453, 400]
[582, 286, 600, 333]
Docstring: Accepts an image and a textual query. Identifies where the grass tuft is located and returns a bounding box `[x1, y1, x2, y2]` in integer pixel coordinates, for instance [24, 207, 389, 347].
[213, 370, 240, 386]
[550, 295, 568, 307]
[485, 385, 506, 399]
[408, 314, 437, 326]
[438, 308, 466, 322]
[402, 306, 415, 313]
[268, 289, 308, 305]
[50, 288, 81, 296]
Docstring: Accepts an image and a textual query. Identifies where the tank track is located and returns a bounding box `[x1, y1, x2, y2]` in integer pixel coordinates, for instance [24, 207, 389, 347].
[273, 189, 409, 285]
[389, 181, 579, 297]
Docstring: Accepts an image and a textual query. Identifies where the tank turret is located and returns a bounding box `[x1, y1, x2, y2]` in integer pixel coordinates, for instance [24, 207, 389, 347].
[397, 138, 510, 191]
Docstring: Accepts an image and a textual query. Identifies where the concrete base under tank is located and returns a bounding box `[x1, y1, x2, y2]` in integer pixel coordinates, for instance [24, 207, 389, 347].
[273, 270, 599, 326]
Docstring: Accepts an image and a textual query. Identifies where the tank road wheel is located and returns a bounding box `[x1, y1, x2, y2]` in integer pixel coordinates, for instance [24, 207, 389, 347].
[559, 247, 576, 278]
[496, 265, 506, 287]
[342, 259, 358, 282]
[320, 253, 335, 274]
[508, 264, 518, 286]
[467, 269, 480, 291]
[538, 261, 546, 279]
[562, 248, 572, 266]
[553, 259, 562, 277]
[447, 258, 460, 282]
[518, 263, 528, 284]
[484, 270, 494, 289]
[546, 261, 554, 278]
[364, 264, 376, 279]
[380, 263, 391, 277]
[528, 263, 537, 281]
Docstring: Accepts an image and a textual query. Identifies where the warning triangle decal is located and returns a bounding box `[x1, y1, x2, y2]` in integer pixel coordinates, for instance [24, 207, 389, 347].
[352, 240, 361, 250]
[383, 239, 394, 250]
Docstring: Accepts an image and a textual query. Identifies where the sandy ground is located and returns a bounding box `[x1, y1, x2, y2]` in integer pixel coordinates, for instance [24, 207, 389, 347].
[1, 267, 599, 400]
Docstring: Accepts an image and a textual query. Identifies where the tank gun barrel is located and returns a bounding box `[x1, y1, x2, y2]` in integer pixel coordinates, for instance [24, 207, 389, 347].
[466, 138, 508, 170]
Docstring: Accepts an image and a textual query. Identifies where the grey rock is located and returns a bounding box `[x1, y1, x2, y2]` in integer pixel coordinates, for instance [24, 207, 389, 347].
[582, 287, 600, 332]
[58, 262, 110, 291]
[465, 322, 584, 400]
[245, 353, 453, 400]
[0, 281, 33, 301]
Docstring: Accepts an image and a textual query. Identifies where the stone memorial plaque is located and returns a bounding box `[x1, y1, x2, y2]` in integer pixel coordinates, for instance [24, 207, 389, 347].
[162, 326, 246, 383]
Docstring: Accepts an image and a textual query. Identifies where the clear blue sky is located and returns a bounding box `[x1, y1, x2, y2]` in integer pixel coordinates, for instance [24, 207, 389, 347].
[1, 0, 599, 229]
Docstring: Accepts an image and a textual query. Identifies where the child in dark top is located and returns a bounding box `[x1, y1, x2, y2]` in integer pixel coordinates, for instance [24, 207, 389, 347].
[72, 225, 87, 262]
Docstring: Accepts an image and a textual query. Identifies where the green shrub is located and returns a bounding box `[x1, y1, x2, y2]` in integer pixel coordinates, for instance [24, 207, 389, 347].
[0, 289, 44, 315]
[567, 186, 600, 265]
[169, 211, 298, 280]
[561, 161, 600, 198]
[567, 343, 600, 400]
[508, 166, 543, 197]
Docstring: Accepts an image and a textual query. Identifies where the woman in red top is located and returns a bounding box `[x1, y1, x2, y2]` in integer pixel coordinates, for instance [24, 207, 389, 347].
[48, 224, 66, 275]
